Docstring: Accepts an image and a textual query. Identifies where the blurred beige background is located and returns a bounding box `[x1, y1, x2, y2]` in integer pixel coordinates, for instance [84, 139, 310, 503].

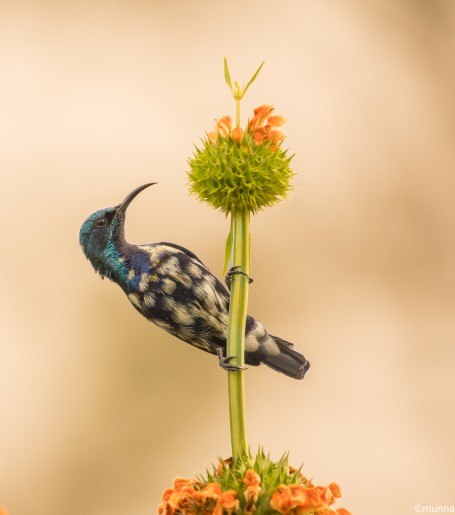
[0, 1, 454, 514]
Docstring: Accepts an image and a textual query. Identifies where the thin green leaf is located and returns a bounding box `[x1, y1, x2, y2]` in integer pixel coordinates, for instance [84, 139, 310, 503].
[224, 57, 233, 92]
[223, 218, 234, 276]
[243, 61, 265, 96]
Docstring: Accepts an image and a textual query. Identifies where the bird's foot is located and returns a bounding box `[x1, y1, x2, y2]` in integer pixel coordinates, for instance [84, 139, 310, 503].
[225, 266, 253, 289]
[216, 347, 247, 372]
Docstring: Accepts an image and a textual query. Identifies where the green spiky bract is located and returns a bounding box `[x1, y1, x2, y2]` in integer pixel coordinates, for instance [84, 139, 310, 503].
[188, 131, 294, 215]
[199, 449, 308, 513]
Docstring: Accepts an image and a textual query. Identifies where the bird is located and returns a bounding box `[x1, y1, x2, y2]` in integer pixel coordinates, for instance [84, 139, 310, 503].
[79, 183, 310, 380]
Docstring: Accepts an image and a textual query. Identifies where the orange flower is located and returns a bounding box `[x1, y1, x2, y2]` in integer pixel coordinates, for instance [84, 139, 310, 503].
[252, 131, 264, 145]
[195, 483, 223, 512]
[328, 482, 342, 499]
[157, 503, 173, 515]
[213, 490, 239, 514]
[158, 473, 349, 515]
[202, 483, 223, 496]
[169, 489, 195, 511]
[316, 482, 342, 509]
[243, 469, 261, 512]
[209, 116, 244, 143]
[269, 481, 347, 515]
[208, 131, 219, 143]
[291, 485, 319, 510]
[266, 130, 285, 144]
[215, 116, 232, 137]
[248, 106, 286, 150]
[249, 105, 274, 130]
[316, 485, 332, 507]
[207, 105, 286, 152]
[266, 115, 286, 128]
[270, 485, 294, 514]
[157, 477, 204, 514]
[173, 477, 198, 489]
[243, 469, 261, 487]
[161, 488, 174, 502]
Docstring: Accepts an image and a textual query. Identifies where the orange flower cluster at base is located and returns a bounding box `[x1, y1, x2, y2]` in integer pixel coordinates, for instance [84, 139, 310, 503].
[207, 105, 286, 149]
[158, 477, 239, 515]
[157, 471, 351, 515]
[270, 482, 351, 515]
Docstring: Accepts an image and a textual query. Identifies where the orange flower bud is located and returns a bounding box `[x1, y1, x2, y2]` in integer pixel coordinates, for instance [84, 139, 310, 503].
[253, 131, 264, 145]
[230, 127, 244, 143]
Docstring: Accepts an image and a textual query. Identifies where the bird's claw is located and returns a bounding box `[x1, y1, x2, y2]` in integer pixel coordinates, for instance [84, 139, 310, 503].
[225, 266, 253, 289]
[216, 348, 247, 372]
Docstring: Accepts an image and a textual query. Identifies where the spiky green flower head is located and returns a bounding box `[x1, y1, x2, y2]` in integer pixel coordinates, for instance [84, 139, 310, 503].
[188, 60, 295, 215]
[188, 106, 295, 215]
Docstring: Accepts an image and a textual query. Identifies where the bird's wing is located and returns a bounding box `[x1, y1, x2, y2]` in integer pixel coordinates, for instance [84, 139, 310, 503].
[137, 242, 230, 300]
[156, 241, 207, 266]
[156, 242, 230, 296]
[136, 242, 230, 351]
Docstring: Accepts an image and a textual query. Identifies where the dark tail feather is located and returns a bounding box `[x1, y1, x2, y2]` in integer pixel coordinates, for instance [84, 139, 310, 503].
[264, 336, 310, 380]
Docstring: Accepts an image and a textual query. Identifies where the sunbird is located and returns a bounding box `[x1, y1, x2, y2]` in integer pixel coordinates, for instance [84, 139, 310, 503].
[79, 184, 309, 379]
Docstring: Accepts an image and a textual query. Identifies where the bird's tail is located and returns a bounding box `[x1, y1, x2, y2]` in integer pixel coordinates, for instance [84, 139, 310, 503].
[264, 336, 310, 380]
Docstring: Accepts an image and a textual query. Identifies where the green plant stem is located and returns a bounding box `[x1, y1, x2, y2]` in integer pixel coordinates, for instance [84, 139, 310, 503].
[226, 209, 250, 461]
[235, 98, 241, 128]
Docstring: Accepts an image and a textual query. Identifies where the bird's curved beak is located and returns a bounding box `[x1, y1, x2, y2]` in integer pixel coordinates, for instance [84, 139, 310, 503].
[116, 183, 156, 215]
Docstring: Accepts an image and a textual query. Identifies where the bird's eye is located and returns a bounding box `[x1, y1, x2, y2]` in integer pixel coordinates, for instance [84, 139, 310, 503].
[95, 217, 107, 228]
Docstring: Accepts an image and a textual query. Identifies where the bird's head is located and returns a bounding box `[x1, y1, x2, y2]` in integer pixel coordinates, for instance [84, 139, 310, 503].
[79, 183, 155, 276]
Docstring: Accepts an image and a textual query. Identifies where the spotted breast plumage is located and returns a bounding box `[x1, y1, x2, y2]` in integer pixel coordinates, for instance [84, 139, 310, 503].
[79, 183, 310, 380]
